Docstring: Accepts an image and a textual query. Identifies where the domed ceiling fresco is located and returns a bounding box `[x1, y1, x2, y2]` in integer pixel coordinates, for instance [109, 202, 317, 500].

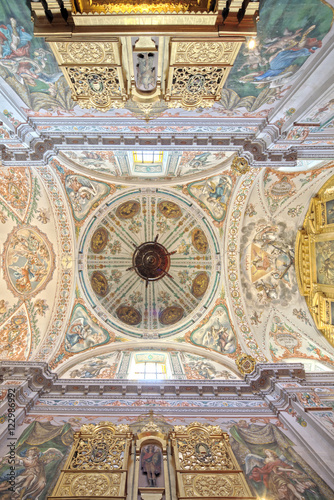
[80, 191, 220, 337]
[0, 0, 334, 380]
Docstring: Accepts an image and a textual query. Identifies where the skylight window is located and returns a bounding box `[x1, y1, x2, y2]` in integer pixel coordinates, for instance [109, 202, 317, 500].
[133, 151, 163, 164]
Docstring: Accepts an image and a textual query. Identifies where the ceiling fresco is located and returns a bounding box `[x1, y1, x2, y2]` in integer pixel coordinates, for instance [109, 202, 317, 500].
[0, 165, 74, 362]
[0, 0, 333, 122]
[79, 190, 221, 337]
[58, 348, 240, 380]
[236, 163, 334, 366]
[0, 157, 331, 378]
[0, 0, 334, 380]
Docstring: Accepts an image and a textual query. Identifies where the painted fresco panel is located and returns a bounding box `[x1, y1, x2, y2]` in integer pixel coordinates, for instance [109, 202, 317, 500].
[223, 0, 333, 114]
[180, 352, 238, 380]
[61, 352, 120, 379]
[229, 420, 333, 499]
[188, 303, 238, 355]
[0, 2, 72, 114]
[0, 421, 73, 499]
[65, 303, 111, 353]
[315, 240, 334, 285]
[325, 199, 334, 225]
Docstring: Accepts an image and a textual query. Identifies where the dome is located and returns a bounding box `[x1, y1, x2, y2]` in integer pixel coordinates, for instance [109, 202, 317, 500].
[79, 190, 221, 337]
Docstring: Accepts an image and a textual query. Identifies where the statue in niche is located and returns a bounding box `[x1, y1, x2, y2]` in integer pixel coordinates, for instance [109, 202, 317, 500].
[140, 444, 162, 487]
[136, 53, 156, 91]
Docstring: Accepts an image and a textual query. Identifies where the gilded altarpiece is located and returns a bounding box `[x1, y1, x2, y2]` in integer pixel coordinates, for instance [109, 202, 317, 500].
[296, 172, 334, 348]
[171, 423, 255, 499]
[48, 422, 133, 499]
[32, 1, 259, 114]
[48, 421, 254, 499]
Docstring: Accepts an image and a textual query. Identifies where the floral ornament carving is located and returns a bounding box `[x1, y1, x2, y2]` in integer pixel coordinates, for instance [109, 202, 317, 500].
[71, 474, 110, 496]
[167, 66, 227, 110]
[183, 473, 248, 498]
[58, 472, 121, 497]
[235, 353, 256, 375]
[55, 42, 115, 64]
[231, 156, 250, 175]
[141, 421, 163, 434]
[70, 429, 127, 470]
[193, 475, 234, 496]
[174, 41, 236, 65]
[172, 426, 235, 471]
[68, 67, 125, 112]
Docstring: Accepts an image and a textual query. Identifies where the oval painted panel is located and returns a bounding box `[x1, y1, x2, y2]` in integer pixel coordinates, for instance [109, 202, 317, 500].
[191, 272, 209, 298]
[159, 306, 184, 326]
[158, 200, 182, 219]
[116, 305, 142, 326]
[192, 228, 208, 254]
[91, 271, 109, 297]
[91, 227, 109, 253]
[3, 226, 55, 298]
[116, 200, 140, 219]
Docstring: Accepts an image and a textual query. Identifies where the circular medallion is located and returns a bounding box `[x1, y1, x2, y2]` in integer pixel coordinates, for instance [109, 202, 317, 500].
[2, 225, 55, 298]
[187, 74, 205, 95]
[91, 271, 109, 297]
[158, 201, 182, 219]
[160, 306, 184, 326]
[116, 305, 142, 326]
[193, 475, 233, 497]
[195, 442, 212, 462]
[91, 227, 108, 253]
[71, 474, 109, 497]
[91, 443, 108, 462]
[133, 241, 170, 282]
[81, 191, 220, 337]
[192, 228, 208, 254]
[116, 200, 140, 219]
[191, 272, 209, 298]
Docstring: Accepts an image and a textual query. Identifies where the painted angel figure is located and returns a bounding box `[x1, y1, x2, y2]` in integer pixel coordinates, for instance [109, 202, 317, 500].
[245, 449, 310, 500]
[67, 176, 97, 212]
[0, 446, 63, 500]
[207, 176, 232, 205]
[140, 444, 162, 487]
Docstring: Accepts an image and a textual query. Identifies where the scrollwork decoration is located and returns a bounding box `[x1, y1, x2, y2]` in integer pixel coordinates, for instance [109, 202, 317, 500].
[67, 67, 125, 112]
[70, 428, 127, 470]
[172, 423, 235, 471]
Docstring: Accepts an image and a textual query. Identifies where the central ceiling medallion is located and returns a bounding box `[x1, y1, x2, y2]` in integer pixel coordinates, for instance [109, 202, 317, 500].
[130, 236, 175, 285]
[79, 190, 220, 337]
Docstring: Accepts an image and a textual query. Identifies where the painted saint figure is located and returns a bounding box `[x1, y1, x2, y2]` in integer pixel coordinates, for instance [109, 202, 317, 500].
[140, 444, 162, 487]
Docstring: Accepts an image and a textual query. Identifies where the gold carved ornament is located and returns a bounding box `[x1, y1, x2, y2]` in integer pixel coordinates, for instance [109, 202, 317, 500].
[48, 421, 254, 499]
[172, 424, 235, 471]
[171, 422, 255, 499]
[166, 66, 227, 110]
[73, 0, 213, 14]
[235, 353, 256, 376]
[231, 156, 250, 175]
[296, 170, 334, 348]
[54, 42, 116, 65]
[48, 422, 132, 499]
[33, 2, 259, 116]
[67, 67, 126, 112]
